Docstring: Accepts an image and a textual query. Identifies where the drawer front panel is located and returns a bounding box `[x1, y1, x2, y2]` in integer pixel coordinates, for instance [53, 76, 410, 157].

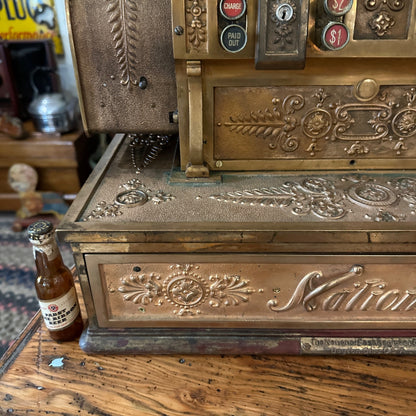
[85, 254, 416, 329]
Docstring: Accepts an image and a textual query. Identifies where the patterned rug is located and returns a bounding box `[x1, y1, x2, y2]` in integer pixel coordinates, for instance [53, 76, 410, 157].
[0, 213, 73, 357]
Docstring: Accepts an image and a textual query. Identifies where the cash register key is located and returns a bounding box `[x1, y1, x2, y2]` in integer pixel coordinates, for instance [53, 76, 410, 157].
[219, 0, 247, 20]
[322, 22, 350, 50]
[220, 24, 248, 53]
[324, 0, 353, 16]
[354, 79, 380, 102]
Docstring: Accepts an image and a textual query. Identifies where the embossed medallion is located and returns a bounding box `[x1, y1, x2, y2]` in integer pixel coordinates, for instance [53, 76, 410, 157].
[118, 264, 256, 316]
[84, 179, 174, 221]
[346, 182, 397, 207]
[83, 134, 175, 221]
[354, 0, 411, 39]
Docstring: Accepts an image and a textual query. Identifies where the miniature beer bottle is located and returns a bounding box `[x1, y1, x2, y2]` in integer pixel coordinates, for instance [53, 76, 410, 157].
[28, 220, 83, 342]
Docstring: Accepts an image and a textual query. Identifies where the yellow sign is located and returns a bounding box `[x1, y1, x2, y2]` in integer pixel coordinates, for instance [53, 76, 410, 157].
[0, 0, 63, 54]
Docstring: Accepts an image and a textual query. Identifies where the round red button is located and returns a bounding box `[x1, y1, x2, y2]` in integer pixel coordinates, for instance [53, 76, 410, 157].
[323, 22, 350, 50]
[220, 0, 246, 20]
[324, 0, 353, 16]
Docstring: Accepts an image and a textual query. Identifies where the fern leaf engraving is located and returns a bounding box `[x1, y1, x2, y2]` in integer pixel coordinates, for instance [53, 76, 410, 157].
[224, 108, 285, 141]
[106, 0, 139, 87]
[210, 179, 347, 219]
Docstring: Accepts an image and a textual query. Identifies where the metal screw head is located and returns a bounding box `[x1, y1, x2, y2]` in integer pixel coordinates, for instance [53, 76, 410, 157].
[174, 26, 184, 35]
[139, 76, 148, 90]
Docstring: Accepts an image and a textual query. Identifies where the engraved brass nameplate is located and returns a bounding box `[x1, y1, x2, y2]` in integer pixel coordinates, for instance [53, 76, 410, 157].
[85, 254, 416, 329]
[301, 337, 416, 354]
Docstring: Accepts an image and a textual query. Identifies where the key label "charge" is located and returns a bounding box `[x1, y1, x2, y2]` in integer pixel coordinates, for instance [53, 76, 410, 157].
[220, 0, 247, 20]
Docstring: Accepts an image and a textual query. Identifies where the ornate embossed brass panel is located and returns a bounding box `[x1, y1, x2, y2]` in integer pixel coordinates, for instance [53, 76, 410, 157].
[255, 0, 310, 68]
[354, 0, 413, 39]
[86, 254, 416, 329]
[214, 85, 416, 162]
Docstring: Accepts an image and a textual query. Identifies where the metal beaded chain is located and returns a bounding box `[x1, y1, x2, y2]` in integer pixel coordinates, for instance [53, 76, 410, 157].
[128, 133, 171, 174]
[83, 133, 173, 220]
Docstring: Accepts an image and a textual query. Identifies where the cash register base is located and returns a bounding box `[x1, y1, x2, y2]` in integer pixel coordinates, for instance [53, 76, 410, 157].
[58, 135, 416, 355]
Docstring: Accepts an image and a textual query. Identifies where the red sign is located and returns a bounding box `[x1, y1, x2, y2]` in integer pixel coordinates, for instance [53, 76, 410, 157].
[323, 23, 349, 50]
[220, 0, 246, 20]
[324, 0, 353, 16]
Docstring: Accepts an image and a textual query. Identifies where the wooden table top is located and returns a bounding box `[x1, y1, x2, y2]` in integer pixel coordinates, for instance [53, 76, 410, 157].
[1, 310, 415, 416]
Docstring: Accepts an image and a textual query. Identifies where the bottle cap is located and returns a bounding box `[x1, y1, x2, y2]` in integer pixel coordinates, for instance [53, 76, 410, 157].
[27, 220, 55, 244]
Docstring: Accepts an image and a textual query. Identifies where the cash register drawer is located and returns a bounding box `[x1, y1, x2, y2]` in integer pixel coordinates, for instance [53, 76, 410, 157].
[85, 253, 416, 330]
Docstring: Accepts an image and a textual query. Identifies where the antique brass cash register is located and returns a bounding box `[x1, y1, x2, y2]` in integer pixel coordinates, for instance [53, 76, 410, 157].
[58, 0, 416, 354]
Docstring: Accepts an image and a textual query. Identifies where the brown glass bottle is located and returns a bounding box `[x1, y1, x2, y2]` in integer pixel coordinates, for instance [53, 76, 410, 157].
[28, 220, 83, 342]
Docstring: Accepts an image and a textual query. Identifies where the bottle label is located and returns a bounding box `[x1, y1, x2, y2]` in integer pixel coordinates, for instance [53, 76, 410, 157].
[38, 287, 80, 331]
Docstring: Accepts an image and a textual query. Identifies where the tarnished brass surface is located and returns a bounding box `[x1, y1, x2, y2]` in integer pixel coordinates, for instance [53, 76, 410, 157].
[66, 0, 178, 135]
[85, 254, 416, 329]
[63, 136, 416, 226]
[63, 1, 416, 353]
[255, 0, 310, 69]
[67, 0, 416, 169]
[214, 84, 416, 164]
[301, 337, 416, 354]
[56, 136, 416, 353]
[354, 0, 413, 40]
[170, 0, 416, 174]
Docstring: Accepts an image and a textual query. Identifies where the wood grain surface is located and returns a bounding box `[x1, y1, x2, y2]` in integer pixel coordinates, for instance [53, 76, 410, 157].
[1, 316, 416, 416]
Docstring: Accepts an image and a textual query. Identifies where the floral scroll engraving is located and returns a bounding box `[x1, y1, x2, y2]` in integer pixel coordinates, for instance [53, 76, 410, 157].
[210, 175, 416, 221]
[210, 178, 347, 219]
[118, 264, 256, 316]
[186, 0, 207, 50]
[83, 178, 175, 221]
[369, 10, 396, 37]
[119, 273, 162, 305]
[355, 0, 409, 39]
[220, 87, 416, 157]
[392, 89, 416, 142]
[269, 0, 298, 49]
[106, 0, 140, 87]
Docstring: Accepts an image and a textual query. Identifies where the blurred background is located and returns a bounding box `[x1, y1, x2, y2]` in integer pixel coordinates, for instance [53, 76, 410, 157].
[0, 0, 100, 357]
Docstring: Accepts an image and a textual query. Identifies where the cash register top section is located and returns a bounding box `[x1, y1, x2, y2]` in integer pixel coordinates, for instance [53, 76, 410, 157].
[58, 135, 416, 245]
[171, 0, 416, 60]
